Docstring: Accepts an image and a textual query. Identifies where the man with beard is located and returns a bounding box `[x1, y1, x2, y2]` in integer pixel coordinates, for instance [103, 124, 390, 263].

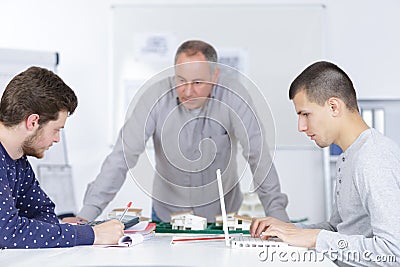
[0, 67, 124, 249]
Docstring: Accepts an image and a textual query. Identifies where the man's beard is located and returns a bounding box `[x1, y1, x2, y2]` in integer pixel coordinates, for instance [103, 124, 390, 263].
[21, 129, 44, 158]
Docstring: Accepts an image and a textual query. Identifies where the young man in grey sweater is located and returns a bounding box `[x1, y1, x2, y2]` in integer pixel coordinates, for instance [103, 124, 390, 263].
[250, 61, 400, 266]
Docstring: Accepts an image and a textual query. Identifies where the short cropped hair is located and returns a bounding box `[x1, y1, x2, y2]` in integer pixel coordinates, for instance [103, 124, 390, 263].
[0, 66, 78, 127]
[289, 61, 358, 112]
[174, 40, 218, 63]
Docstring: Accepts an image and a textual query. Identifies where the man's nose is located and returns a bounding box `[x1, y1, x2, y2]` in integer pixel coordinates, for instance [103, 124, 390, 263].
[184, 82, 193, 96]
[298, 118, 308, 132]
[54, 132, 61, 143]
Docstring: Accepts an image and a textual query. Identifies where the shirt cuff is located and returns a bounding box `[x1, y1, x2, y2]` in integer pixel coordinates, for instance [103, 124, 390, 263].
[267, 209, 290, 222]
[74, 225, 95, 246]
[77, 206, 102, 221]
[315, 229, 343, 252]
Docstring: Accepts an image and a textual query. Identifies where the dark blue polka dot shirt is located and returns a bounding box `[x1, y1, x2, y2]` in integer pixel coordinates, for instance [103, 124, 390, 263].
[0, 143, 94, 249]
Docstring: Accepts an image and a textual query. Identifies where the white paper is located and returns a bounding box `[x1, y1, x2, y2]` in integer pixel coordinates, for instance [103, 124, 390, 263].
[133, 32, 177, 62]
[94, 234, 144, 248]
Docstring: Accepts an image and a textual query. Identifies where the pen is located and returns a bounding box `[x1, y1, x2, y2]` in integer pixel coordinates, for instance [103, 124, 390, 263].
[119, 201, 133, 222]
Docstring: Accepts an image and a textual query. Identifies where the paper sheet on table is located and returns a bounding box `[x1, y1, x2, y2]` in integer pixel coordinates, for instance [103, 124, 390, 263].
[171, 235, 226, 244]
[94, 234, 144, 248]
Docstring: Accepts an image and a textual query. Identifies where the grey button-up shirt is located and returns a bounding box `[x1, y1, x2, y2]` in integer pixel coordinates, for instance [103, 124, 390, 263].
[78, 73, 289, 222]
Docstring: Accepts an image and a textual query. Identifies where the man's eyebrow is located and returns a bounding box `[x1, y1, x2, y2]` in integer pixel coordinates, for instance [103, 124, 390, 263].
[176, 75, 205, 81]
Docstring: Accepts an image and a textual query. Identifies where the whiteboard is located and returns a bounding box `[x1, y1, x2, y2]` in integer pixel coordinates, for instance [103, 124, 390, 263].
[0, 48, 58, 95]
[111, 4, 325, 147]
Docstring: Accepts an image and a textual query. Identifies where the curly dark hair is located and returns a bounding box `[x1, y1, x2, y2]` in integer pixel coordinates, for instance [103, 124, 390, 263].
[0, 66, 78, 127]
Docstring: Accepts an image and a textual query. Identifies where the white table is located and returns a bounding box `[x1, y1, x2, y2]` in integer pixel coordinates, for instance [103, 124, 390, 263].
[0, 234, 336, 267]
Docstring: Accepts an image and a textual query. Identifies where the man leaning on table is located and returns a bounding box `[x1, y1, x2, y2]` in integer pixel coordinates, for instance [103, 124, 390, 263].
[63, 40, 289, 223]
[0, 67, 124, 249]
[251, 61, 400, 266]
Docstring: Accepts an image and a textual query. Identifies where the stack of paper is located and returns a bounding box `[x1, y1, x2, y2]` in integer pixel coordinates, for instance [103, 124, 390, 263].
[124, 221, 156, 240]
[93, 234, 144, 248]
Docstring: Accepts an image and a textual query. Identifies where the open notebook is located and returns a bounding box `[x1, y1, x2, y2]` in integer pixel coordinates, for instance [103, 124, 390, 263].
[216, 169, 301, 250]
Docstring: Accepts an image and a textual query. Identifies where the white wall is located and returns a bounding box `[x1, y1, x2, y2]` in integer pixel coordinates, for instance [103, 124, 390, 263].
[0, 0, 114, 216]
[1, 0, 399, 222]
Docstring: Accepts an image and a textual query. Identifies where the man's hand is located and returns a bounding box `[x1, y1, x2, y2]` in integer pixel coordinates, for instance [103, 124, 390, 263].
[251, 217, 292, 237]
[92, 219, 124, 245]
[62, 216, 88, 224]
[250, 216, 321, 248]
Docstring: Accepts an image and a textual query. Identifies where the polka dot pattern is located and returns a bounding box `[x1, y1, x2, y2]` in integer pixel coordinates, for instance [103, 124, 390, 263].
[0, 143, 94, 249]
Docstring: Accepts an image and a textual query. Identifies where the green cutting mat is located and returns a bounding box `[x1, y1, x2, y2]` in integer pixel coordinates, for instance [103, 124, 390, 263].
[153, 218, 308, 234]
[154, 222, 249, 234]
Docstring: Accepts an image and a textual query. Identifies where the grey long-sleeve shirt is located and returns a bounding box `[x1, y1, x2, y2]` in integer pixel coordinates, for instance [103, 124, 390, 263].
[78, 74, 289, 222]
[301, 129, 400, 266]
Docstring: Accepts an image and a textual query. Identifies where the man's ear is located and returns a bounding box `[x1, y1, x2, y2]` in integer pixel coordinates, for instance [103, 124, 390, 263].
[327, 97, 341, 117]
[212, 67, 220, 84]
[25, 114, 40, 131]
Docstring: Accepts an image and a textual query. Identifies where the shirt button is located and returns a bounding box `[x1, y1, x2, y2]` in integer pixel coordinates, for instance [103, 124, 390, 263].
[338, 168, 341, 172]
[339, 179, 342, 183]
[342, 157, 345, 162]
[336, 191, 339, 195]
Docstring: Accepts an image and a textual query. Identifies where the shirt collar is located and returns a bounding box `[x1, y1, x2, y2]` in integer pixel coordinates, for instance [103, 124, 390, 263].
[342, 128, 373, 158]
